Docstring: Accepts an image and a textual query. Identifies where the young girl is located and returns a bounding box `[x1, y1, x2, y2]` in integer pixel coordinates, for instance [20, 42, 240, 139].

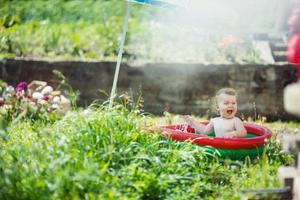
[184, 88, 247, 138]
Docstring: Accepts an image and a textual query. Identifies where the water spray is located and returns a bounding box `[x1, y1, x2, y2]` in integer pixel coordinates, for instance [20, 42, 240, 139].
[109, 0, 182, 108]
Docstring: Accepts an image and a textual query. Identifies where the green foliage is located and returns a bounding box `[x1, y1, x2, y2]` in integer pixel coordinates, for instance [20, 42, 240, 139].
[0, 0, 264, 63]
[0, 103, 296, 199]
[0, 0, 134, 60]
[53, 69, 80, 108]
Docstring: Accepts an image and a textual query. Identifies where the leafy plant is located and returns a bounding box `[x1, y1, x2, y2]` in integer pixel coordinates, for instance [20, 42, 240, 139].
[0, 79, 72, 124]
[0, 103, 297, 199]
[52, 69, 80, 108]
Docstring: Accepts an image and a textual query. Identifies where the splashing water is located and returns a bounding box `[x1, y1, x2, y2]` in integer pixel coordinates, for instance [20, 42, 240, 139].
[128, 0, 292, 64]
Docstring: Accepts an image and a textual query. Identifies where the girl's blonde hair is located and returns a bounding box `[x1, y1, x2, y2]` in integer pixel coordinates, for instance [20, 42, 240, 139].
[215, 88, 237, 104]
[216, 88, 236, 97]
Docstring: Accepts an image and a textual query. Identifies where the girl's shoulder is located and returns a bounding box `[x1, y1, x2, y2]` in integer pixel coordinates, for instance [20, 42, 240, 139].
[233, 116, 243, 122]
[210, 117, 221, 123]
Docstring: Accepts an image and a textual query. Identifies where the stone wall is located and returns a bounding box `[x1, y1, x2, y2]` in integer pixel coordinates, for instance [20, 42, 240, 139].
[0, 59, 298, 120]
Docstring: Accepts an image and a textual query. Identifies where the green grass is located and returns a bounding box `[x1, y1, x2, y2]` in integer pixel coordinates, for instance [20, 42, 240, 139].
[0, 104, 296, 199]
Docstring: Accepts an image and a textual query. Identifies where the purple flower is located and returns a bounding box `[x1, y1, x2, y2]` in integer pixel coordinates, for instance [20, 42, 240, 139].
[16, 82, 28, 92]
[43, 95, 50, 101]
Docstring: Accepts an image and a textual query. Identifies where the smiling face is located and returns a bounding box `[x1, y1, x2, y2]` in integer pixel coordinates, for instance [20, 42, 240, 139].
[216, 93, 237, 119]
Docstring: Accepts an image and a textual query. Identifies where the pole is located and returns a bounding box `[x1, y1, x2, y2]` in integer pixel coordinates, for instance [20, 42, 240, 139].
[109, 1, 131, 108]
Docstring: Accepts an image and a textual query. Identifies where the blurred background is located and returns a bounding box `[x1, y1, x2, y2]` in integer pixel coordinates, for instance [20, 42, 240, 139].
[1, 0, 299, 120]
[0, 0, 297, 64]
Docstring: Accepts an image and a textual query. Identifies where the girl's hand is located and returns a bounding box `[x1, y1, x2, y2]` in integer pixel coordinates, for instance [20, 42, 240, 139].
[181, 123, 189, 132]
[223, 131, 237, 138]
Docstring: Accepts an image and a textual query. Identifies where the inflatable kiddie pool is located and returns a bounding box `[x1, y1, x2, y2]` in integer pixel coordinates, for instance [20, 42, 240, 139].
[160, 122, 272, 160]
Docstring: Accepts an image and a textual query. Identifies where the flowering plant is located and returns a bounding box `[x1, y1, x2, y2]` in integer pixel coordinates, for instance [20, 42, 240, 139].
[0, 80, 71, 123]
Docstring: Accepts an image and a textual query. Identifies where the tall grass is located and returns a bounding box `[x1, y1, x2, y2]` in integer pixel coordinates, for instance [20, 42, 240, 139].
[0, 103, 295, 199]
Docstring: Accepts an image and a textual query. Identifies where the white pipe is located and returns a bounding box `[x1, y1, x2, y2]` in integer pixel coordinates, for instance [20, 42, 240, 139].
[109, 1, 131, 108]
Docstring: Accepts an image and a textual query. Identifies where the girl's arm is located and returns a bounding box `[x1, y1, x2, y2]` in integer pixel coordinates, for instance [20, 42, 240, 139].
[183, 115, 213, 135]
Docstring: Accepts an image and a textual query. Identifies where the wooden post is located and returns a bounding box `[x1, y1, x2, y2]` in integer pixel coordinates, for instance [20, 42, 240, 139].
[279, 134, 300, 200]
[297, 153, 300, 172]
[279, 166, 297, 190]
[294, 176, 300, 200]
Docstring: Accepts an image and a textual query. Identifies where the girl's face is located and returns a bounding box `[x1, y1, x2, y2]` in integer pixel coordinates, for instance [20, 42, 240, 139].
[216, 94, 237, 119]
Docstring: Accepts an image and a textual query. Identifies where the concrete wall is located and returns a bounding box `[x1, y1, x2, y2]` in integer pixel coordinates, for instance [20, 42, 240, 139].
[0, 59, 298, 120]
